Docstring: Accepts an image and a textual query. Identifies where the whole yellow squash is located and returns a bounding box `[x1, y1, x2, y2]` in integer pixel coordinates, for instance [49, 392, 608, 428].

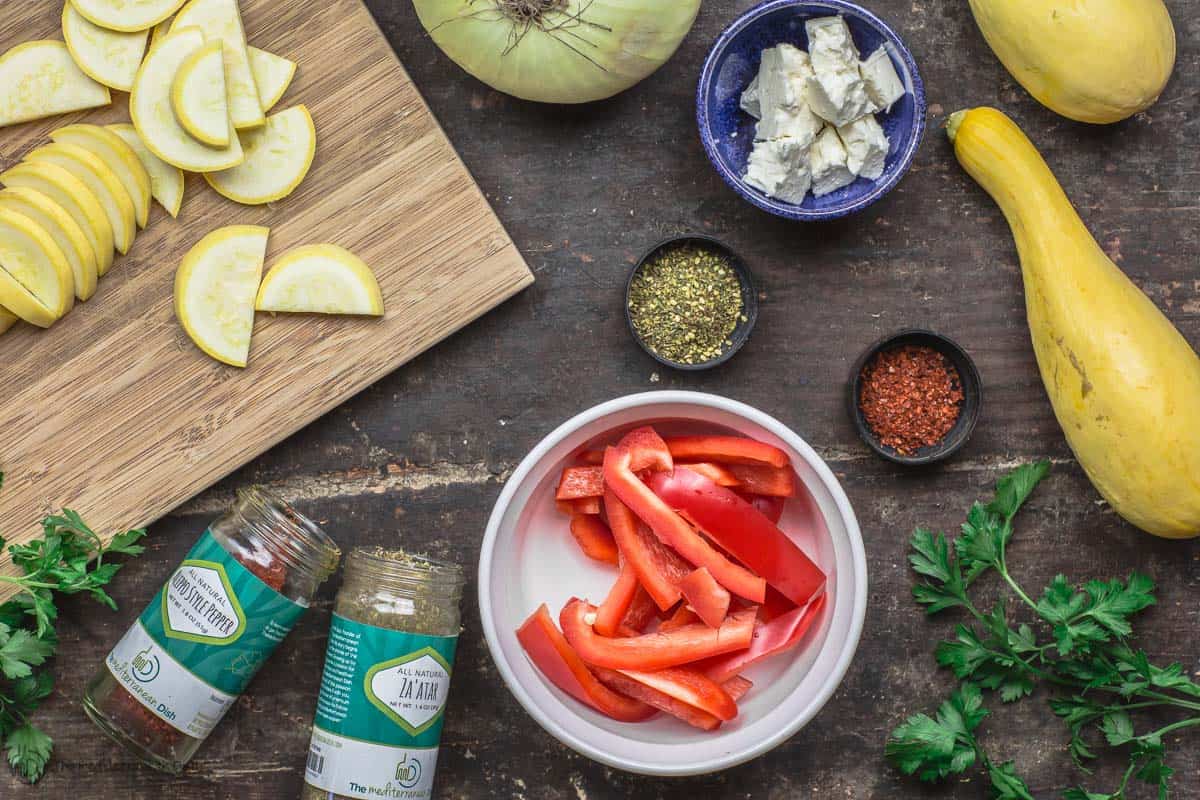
[948, 107, 1200, 538]
[968, 0, 1176, 123]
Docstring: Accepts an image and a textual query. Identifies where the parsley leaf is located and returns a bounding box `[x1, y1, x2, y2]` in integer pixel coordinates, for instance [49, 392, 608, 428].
[5, 723, 52, 782]
[886, 682, 987, 781]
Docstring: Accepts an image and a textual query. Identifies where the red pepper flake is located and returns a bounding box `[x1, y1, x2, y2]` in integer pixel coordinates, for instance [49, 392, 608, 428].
[859, 345, 964, 455]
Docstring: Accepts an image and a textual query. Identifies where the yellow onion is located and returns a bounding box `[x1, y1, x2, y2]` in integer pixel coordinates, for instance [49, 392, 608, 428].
[413, 0, 701, 104]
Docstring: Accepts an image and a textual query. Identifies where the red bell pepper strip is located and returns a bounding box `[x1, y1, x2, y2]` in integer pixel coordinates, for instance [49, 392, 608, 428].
[516, 605, 656, 722]
[723, 674, 753, 702]
[557, 496, 601, 516]
[678, 567, 731, 629]
[675, 462, 740, 487]
[621, 586, 658, 632]
[659, 604, 701, 632]
[594, 560, 638, 637]
[740, 493, 786, 524]
[613, 666, 737, 721]
[604, 490, 689, 610]
[728, 463, 796, 497]
[556, 466, 604, 500]
[578, 449, 605, 465]
[647, 467, 824, 607]
[568, 514, 619, 566]
[760, 585, 798, 622]
[604, 445, 767, 604]
[665, 435, 789, 468]
[698, 593, 827, 683]
[591, 667, 720, 731]
[560, 599, 756, 671]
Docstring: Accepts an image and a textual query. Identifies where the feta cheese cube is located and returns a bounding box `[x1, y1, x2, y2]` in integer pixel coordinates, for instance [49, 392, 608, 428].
[837, 114, 890, 180]
[754, 44, 817, 139]
[805, 16, 873, 126]
[755, 102, 823, 150]
[860, 47, 906, 113]
[744, 137, 812, 204]
[809, 126, 856, 197]
[740, 75, 761, 119]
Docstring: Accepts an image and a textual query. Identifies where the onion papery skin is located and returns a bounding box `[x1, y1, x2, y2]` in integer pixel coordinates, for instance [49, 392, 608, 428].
[413, 0, 701, 104]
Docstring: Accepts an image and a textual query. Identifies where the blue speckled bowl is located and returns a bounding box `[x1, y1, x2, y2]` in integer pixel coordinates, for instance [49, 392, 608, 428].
[697, 0, 926, 221]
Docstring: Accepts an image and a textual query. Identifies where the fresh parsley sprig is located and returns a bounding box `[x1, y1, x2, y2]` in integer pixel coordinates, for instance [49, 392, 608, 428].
[887, 462, 1200, 799]
[0, 472, 146, 782]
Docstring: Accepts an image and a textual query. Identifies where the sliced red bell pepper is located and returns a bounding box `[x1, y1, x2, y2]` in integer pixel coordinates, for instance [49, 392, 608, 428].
[675, 462, 740, 487]
[604, 445, 766, 604]
[723, 674, 754, 702]
[557, 496, 602, 516]
[740, 493, 786, 524]
[621, 586, 658, 632]
[678, 567, 731, 629]
[613, 666, 737, 721]
[516, 605, 655, 722]
[616, 426, 674, 472]
[647, 467, 824, 607]
[560, 598, 755, 671]
[659, 604, 701, 632]
[604, 489, 689, 610]
[591, 667, 720, 731]
[728, 463, 796, 497]
[578, 449, 605, 465]
[568, 514, 619, 566]
[594, 560, 639, 637]
[556, 465, 604, 500]
[760, 585, 798, 622]
[698, 593, 827, 683]
[665, 435, 789, 468]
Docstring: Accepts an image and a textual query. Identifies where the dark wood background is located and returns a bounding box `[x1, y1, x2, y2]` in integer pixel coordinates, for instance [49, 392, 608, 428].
[7, 1, 1199, 797]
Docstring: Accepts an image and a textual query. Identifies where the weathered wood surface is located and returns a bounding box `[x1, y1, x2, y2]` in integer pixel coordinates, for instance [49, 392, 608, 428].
[6, 0, 1200, 797]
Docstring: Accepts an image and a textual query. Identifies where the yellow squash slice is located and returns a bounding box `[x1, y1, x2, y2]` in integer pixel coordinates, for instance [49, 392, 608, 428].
[171, 39, 229, 148]
[247, 47, 296, 112]
[175, 225, 269, 367]
[0, 207, 74, 327]
[0, 306, 17, 335]
[0, 186, 98, 301]
[52, 124, 153, 229]
[171, 0, 263, 129]
[0, 41, 109, 128]
[107, 123, 185, 218]
[24, 142, 136, 256]
[69, 0, 186, 33]
[256, 244, 384, 316]
[61, 2, 148, 92]
[151, 16, 174, 45]
[205, 105, 315, 205]
[0, 161, 114, 276]
[132, 27, 244, 173]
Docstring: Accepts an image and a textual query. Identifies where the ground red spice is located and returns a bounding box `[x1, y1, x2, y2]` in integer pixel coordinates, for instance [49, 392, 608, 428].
[859, 345, 964, 455]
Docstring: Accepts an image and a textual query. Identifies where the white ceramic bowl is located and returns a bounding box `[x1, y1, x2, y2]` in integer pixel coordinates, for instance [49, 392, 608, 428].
[478, 391, 867, 776]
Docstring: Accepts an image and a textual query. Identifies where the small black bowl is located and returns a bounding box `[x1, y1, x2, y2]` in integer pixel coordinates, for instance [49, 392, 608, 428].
[848, 329, 982, 465]
[625, 234, 758, 371]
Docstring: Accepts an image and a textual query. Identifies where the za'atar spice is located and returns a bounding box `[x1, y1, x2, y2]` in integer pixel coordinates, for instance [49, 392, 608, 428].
[859, 344, 964, 454]
[628, 243, 745, 365]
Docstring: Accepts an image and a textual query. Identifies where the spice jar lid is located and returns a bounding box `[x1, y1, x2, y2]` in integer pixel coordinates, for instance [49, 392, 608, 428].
[848, 329, 982, 466]
[625, 234, 758, 371]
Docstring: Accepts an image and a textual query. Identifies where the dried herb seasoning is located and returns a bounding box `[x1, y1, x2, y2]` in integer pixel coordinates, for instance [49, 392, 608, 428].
[628, 244, 745, 365]
[859, 345, 964, 454]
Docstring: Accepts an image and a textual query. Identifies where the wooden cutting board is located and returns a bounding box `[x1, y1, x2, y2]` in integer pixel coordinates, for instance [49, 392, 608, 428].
[0, 0, 533, 590]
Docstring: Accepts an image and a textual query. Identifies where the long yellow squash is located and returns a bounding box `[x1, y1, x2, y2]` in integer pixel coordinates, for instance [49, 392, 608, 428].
[968, 0, 1175, 124]
[948, 107, 1200, 539]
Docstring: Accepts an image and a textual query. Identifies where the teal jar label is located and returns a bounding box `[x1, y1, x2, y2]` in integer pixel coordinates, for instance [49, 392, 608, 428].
[305, 614, 458, 799]
[105, 530, 306, 739]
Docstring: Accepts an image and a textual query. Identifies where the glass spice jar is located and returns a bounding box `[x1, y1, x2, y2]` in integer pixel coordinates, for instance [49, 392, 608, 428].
[82, 487, 341, 774]
[302, 547, 464, 800]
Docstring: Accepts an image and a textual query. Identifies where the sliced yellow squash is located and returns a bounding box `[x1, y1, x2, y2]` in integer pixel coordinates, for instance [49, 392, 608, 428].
[256, 244, 383, 316]
[61, 2, 148, 92]
[0, 161, 114, 276]
[0, 207, 74, 326]
[24, 143, 136, 256]
[175, 225, 269, 367]
[171, 0, 263, 129]
[69, 0, 186, 33]
[107, 123, 185, 218]
[171, 39, 229, 148]
[0, 41, 110, 128]
[0, 187, 98, 302]
[247, 47, 296, 112]
[205, 105, 315, 205]
[132, 27, 244, 173]
[51, 124, 153, 229]
[151, 16, 174, 45]
[0, 306, 17, 335]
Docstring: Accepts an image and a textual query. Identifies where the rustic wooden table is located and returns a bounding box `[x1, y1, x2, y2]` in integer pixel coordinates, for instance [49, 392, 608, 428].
[8, 1, 1199, 797]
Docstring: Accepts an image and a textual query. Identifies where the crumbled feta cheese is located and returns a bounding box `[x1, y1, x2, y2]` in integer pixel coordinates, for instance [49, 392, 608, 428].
[837, 114, 889, 180]
[740, 75, 761, 119]
[860, 46, 906, 113]
[809, 126, 856, 197]
[805, 16, 873, 126]
[745, 137, 812, 204]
